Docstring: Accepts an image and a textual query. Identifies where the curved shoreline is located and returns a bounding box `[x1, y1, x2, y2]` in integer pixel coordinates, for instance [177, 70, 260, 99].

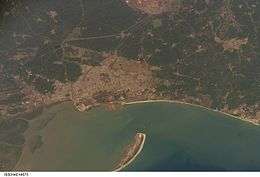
[14, 99, 259, 171]
[114, 133, 146, 172]
[122, 100, 259, 126]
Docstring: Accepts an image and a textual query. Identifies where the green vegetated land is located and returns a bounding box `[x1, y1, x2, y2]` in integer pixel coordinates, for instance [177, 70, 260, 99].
[0, 0, 259, 170]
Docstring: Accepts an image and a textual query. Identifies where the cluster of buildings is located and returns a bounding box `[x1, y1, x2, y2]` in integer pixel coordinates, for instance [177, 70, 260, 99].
[126, 0, 167, 6]
[125, 0, 175, 15]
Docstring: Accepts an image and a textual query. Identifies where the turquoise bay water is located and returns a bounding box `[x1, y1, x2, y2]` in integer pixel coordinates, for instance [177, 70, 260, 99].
[21, 102, 260, 171]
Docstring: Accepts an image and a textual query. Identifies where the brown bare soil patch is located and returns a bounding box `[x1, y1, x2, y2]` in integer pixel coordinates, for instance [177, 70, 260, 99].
[215, 36, 248, 52]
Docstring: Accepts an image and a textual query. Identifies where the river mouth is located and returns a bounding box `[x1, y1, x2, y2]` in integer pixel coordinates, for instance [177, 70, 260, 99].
[16, 101, 260, 171]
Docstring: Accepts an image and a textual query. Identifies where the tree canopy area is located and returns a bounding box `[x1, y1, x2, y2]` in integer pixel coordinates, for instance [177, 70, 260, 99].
[0, 0, 259, 170]
[68, 0, 259, 110]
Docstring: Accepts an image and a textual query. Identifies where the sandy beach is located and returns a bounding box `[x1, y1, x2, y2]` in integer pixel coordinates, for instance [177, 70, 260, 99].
[122, 100, 259, 126]
[114, 133, 146, 172]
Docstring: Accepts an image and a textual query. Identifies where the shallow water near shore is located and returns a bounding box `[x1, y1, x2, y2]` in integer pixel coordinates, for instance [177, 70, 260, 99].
[17, 102, 260, 171]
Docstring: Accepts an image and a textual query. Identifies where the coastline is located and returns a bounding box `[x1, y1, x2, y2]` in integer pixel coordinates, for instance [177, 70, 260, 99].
[114, 133, 146, 172]
[121, 100, 259, 126]
[13, 99, 72, 171]
[14, 99, 259, 171]
[24, 98, 259, 126]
